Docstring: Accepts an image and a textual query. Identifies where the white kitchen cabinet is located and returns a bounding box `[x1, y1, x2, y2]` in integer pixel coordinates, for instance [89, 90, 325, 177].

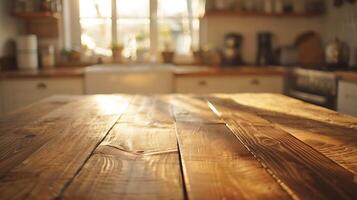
[3, 78, 84, 113]
[175, 75, 284, 94]
[337, 80, 357, 117]
[85, 66, 174, 94]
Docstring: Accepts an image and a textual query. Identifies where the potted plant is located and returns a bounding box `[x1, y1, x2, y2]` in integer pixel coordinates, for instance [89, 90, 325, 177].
[192, 48, 203, 64]
[161, 42, 175, 63]
[136, 33, 149, 62]
[111, 43, 124, 63]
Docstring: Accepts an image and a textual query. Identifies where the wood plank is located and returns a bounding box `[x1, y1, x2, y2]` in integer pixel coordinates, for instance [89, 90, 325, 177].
[0, 95, 82, 134]
[0, 95, 131, 199]
[61, 96, 184, 200]
[171, 95, 223, 123]
[175, 122, 291, 200]
[119, 95, 174, 124]
[220, 94, 357, 174]
[0, 96, 88, 177]
[207, 96, 357, 200]
[275, 124, 357, 174]
[231, 93, 357, 129]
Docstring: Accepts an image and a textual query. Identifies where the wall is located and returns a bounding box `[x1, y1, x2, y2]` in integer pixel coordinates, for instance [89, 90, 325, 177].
[201, 16, 325, 63]
[201, 1, 357, 66]
[0, 0, 21, 57]
[325, 0, 357, 66]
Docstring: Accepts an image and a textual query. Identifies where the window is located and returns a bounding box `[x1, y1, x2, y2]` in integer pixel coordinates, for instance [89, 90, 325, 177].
[79, 0, 112, 56]
[77, 0, 205, 61]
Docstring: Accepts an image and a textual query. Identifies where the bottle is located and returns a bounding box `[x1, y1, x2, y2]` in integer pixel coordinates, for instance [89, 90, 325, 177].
[41, 45, 55, 69]
[274, 0, 283, 13]
[264, 0, 274, 13]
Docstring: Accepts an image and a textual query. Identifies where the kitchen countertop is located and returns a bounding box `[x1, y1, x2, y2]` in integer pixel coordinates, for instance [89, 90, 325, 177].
[335, 71, 357, 83]
[0, 66, 286, 79]
[0, 68, 85, 79]
[174, 66, 287, 77]
[0, 94, 356, 199]
[1, 66, 357, 83]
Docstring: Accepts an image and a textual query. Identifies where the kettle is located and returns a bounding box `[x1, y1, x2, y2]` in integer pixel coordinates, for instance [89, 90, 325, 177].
[325, 38, 350, 67]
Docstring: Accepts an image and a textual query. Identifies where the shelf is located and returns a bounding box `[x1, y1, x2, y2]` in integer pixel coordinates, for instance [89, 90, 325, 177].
[204, 10, 324, 18]
[12, 12, 60, 20]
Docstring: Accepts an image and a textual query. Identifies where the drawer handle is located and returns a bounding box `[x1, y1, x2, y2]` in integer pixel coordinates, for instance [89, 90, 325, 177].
[198, 80, 207, 86]
[37, 82, 47, 89]
[251, 79, 260, 85]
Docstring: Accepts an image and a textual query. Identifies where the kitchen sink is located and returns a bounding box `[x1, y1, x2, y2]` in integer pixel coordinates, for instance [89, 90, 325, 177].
[84, 64, 176, 94]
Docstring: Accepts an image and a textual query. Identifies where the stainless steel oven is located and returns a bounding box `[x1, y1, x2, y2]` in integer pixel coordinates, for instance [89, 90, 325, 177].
[287, 68, 338, 110]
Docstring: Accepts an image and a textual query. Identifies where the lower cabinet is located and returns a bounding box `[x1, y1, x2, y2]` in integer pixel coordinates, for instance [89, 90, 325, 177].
[0, 74, 285, 115]
[175, 75, 284, 93]
[2, 78, 84, 114]
[337, 80, 357, 117]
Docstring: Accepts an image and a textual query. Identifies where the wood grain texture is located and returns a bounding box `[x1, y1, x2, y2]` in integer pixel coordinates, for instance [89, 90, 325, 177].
[221, 94, 357, 174]
[207, 96, 357, 200]
[0, 94, 356, 200]
[0, 95, 82, 134]
[0, 95, 131, 199]
[0, 96, 86, 177]
[231, 93, 357, 129]
[119, 95, 174, 124]
[175, 122, 291, 200]
[171, 95, 223, 123]
[61, 96, 184, 200]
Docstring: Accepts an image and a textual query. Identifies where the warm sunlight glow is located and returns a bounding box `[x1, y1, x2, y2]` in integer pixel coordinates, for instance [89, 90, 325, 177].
[80, 0, 111, 18]
[117, 0, 149, 17]
[79, 0, 206, 56]
[95, 96, 129, 115]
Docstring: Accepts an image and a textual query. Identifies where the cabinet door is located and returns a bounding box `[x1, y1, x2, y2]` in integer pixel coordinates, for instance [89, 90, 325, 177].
[3, 78, 84, 113]
[175, 76, 284, 94]
[337, 81, 357, 117]
[85, 70, 174, 94]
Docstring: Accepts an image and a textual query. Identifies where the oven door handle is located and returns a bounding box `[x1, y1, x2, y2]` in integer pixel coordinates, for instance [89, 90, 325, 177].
[288, 90, 328, 105]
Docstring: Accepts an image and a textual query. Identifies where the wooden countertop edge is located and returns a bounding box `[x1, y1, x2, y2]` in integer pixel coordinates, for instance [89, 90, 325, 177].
[174, 70, 287, 77]
[0, 67, 287, 79]
[335, 72, 357, 84]
[0, 69, 85, 79]
[1, 67, 356, 82]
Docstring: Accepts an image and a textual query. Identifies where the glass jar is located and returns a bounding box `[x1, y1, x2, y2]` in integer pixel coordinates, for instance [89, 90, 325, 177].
[41, 45, 55, 69]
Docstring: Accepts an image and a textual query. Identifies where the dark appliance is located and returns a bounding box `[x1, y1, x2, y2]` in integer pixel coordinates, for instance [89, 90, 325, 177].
[222, 33, 243, 66]
[256, 32, 274, 66]
[287, 68, 338, 109]
[325, 38, 350, 68]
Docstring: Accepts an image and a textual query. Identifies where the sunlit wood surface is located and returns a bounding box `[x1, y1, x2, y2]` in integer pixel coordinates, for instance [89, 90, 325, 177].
[0, 94, 356, 200]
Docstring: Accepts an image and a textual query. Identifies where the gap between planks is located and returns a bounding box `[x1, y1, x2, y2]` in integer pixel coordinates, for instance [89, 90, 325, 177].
[59, 95, 185, 200]
[205, 95, 357, 200]
[54, 114, 125, 200]
[172, 95, 291, 200]
[54, 95, 136, 199]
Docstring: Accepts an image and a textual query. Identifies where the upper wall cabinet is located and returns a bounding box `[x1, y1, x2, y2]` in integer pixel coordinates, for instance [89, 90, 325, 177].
[12, 0, 62, 38]
[204, 0, 325, 18]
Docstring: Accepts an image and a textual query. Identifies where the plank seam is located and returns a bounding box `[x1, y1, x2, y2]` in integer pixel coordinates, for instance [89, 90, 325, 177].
[53, 98, 133, 200]
[224, 121, 298, 200]
[205, 96, 357, 200]
[205, 97, 297, 200]
[174, 122, 190, 200]
[271, 122, 357, 177]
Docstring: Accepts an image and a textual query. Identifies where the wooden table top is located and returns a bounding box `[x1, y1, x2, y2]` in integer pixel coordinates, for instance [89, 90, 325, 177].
[0, 94, 356, 200]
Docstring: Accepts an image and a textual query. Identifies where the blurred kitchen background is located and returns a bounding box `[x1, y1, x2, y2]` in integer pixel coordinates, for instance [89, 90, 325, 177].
[0, 0, 357, 116]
